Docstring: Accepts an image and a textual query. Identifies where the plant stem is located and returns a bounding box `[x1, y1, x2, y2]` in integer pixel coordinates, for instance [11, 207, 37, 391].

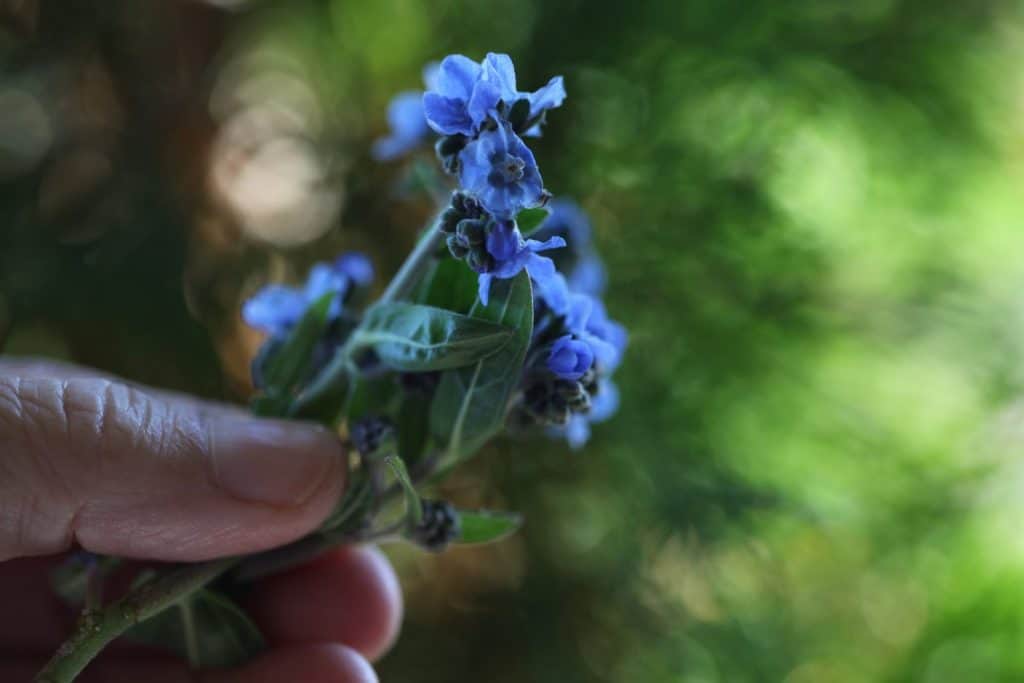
[179, 601, 200, 668]
[35, 558, 236, 683]
[378, 217, 445, 304]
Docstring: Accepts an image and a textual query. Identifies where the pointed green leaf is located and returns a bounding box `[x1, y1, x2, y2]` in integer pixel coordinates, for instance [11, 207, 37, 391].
[259, 291, 335, 395]
[456, 509, 523, 545]
[429, 271, 534, 462]
[516, 207, 551, 237]
[125, 589, 265, 668]
[352, 302, 512, 372]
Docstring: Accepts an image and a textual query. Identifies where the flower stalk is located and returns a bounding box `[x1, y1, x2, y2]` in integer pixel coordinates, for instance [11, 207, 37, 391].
[35, 558, 237, 683]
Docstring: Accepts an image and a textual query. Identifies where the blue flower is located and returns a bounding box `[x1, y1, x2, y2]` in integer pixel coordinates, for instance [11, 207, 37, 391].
[554, 379, 620, 450]
[565, 293, 627, 372]
[334, 252, 375, 287]
[475, 220, 569, 310]
[532, 200, 607, 295]
[242, 252, 373, 336]
[547, 335, 595, 380]
[372, 63, 440, 161]
[422, 54, 490, 136]
[478, 53, 566, 137]
[372, 92, 430, 161]
[458, 122, 545, 219]
[422, 53, 566, 137]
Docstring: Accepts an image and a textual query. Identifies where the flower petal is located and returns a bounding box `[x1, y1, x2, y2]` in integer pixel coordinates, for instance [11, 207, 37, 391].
[335, 252, 375, 286]
[528, 75, 567, 114]
[486, 221, 520, 261]
[423, 93, 474, 135]
[468, 79, 502, 130]
[525, 253, 570, 314]
[435, 54, 481, 99]
[242, 285, 307, 334]
[482, 53, 518, 100]
[477, 272, 494, 305]
[589, 379, 620, 422]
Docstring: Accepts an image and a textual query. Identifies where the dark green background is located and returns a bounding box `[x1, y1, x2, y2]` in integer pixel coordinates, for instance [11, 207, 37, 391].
[3, 1, 1024, 681]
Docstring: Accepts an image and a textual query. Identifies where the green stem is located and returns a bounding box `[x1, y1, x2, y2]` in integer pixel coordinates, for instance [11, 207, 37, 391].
[232, 530, 357, 583]
[179, 601, 200, 669]
[35, 558, 236, 683]
[378, 216, 445, 304]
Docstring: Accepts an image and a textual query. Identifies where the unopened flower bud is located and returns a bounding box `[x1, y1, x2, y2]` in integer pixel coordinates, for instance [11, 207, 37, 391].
[456, 218, 488, 245]
[350, 416, 395, 456]
[412, 499, 461, 552]
[447, 234, 470, 259]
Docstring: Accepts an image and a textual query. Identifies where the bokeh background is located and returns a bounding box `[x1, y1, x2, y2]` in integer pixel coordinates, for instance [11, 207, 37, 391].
[4, 1, 1024, 681]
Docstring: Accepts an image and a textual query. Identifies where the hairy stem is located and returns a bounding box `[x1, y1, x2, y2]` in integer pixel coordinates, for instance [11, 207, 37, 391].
[36, 558, 236, 683]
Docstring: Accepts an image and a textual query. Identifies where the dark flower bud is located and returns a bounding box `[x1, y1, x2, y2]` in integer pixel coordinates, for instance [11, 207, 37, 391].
[435, 135, 467, 175]
[466, 248, 494, 273]
[456, 218, 488, 245]
[440, 208, 462, 234]
[350, 416, 395, 456]
[411, 499, 461, 552]
[447, 234, 470, 259]
[522, 378, 574, 426]
[436, 134, 467, 158]
[507, 97, 532, 133]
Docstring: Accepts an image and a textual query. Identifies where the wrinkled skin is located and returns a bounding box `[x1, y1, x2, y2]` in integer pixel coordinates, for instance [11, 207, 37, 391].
[0, 358, 402, 682]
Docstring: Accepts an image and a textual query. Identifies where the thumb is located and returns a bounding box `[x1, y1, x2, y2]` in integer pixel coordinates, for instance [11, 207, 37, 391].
[0, 360, 345, 562]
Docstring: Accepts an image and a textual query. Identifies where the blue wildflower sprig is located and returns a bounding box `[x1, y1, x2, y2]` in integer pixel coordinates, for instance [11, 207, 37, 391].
[243, 252, 374, 389]
[420, 53, 573, 313]
[35, 50, 627, 682]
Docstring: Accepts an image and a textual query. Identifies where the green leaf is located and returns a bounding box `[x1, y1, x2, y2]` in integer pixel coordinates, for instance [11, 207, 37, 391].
[352, 302, 512, 372]
[345, 374, 400, 422]
[516, 207, 551, 237]
[429, 271, 534, 462]
[126, 589, 265, 669]
[417, 257, 479, 312]
[261, 291, 335, 395]
[456, 509, 523, 545]
[385, 455, 422, 528]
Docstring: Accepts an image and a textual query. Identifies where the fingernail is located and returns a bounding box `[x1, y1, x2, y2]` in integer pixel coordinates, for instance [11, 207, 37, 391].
[210, 416, 344, 506]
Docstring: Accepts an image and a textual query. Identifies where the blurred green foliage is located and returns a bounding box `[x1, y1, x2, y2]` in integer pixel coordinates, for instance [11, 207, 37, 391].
[5, 1, 1024, 681]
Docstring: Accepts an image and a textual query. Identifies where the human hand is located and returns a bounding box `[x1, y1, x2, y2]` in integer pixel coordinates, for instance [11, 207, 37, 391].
[0, 358, 402, 682]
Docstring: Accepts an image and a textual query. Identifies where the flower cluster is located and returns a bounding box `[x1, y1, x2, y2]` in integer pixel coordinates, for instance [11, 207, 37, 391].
[439, 191, 568, 308]
[243, 252, 373, 386]
[416, 53, 625, 448]
[512, 205, 627, 448]
[374, 52, 627, 448]
[422, 53, 570, 308]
